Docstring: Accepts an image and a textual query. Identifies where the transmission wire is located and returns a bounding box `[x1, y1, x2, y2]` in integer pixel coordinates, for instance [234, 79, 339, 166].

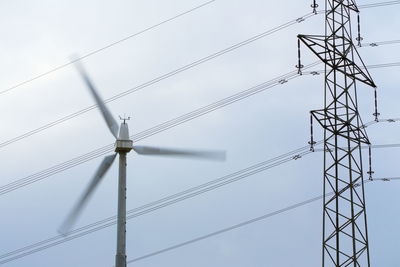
[0, 0, 217, 96]
[0, 1, 399, 263]
[0, 145, 316, 264]
[0, 12, 317, 149]
[2, 61, 400, 196]
[0, 1, 397, 151]
[127, 177, 400, 264]
[0, 61, 320, 195]
[1, 40, 399, 151]
[1, 8, 399, 149]
[358, 0, 400, 9]
[362, 39, 400, 47]
[0, 0, 396, 97]
[2, 136, 400, 263]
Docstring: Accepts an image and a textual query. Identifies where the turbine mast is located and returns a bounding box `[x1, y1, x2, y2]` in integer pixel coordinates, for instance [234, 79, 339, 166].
[115, 120, 133, 267]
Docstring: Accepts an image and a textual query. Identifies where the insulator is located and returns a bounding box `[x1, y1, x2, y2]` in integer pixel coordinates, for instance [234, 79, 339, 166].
[295, 64, 304, 75]
[296, 39, 303, 74]
[278, 79, 288, 84]
[373, 88, 379, 122]
[309, 113, 315, 151]
[311, 1, 319, 14]
[357, 13, 363, 47]
[368, 146, 374, 180]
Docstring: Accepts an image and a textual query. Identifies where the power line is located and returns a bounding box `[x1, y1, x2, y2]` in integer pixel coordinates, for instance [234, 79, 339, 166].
[127, 194, 328, 264]
[0, 144, 315, 264]
[362, 118, 400, 128]
[0, 1, 397, 264]
[0, 0, 217, 96]
[126, 176, 400, 265]
[0, 12, 318, 150]
[1, 43, 399, 153]
[362, 39, 400, 47]
[0, 0, 396, 97]
[2, 137, 400, 264]
[0, 61, 320, 196]
[302, 61, 400, 76]
[313, 143, 400, 152]
[365, 62, 400, 69]
[2, 61, 400, 196]
[314, 0, 400, 12]
[358, 0, 400, 9]
[372, 177, 400, 181]
[1, 15, 398, 152]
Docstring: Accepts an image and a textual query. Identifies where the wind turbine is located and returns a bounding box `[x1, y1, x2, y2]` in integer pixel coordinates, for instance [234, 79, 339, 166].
[59, 61, 226, 267]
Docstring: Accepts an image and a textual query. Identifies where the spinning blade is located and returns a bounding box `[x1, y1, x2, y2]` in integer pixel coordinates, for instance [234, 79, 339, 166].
[132, 145, 226, 161]
[59, 154, 117, 235]
[73, 59, 119, 138]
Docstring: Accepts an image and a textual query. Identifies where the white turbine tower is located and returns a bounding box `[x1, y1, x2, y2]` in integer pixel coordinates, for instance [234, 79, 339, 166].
[59, 61, 226, 267]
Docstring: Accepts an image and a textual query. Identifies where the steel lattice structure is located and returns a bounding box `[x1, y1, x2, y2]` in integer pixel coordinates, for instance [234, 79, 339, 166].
[298, 1, 376, 266]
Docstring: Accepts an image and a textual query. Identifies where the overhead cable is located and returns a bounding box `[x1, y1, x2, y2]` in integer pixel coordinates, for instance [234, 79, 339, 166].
[0, 0, 217, 96]
[315, 0, 400, 13]
[127, 193, 330, 264]
[0, 61, 320, 196]
[358, 0, 400, 9]
[126, 177, 400, 264]
[362, 39, 400, 47]
[2, 137, 400, 263]
[0, 11, 317, 149]
[302, 61, 400, 76]
[1, 40, 399, 151]
[3, 61, 400, 196]
[0, 144, 316, 264]
[0, 0, 396, 96]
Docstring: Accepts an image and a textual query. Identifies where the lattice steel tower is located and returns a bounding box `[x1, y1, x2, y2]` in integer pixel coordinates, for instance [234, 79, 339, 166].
[298, 1, 376, 266]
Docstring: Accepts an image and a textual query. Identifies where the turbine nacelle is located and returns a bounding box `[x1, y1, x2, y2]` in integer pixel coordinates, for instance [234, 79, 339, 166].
[115, 122, 133, 153]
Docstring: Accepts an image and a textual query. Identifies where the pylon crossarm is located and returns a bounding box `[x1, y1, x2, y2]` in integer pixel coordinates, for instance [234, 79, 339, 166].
[310, 110, 370, 144]
[297, 33, 376, 87]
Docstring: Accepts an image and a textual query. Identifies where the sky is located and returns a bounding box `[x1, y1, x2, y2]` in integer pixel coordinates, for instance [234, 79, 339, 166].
[0, 0, 399, 266]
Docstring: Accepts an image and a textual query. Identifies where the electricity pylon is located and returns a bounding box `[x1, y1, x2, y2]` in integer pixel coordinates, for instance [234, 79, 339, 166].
[298, 1, 376, 266]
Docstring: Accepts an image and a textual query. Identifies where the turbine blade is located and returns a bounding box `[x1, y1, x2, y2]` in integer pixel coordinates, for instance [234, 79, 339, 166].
[73, 58, 119, 138]
[132, 145, 226, 161]
[59, 154, 116, 235]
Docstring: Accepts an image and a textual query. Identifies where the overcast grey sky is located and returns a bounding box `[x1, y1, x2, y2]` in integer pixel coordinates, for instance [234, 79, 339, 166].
[0, 0, 399, 266]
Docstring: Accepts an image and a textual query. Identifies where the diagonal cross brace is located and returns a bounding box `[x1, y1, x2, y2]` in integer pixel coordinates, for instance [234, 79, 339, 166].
[311, 109, 370, 145]
[298, 34, 376, 88]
